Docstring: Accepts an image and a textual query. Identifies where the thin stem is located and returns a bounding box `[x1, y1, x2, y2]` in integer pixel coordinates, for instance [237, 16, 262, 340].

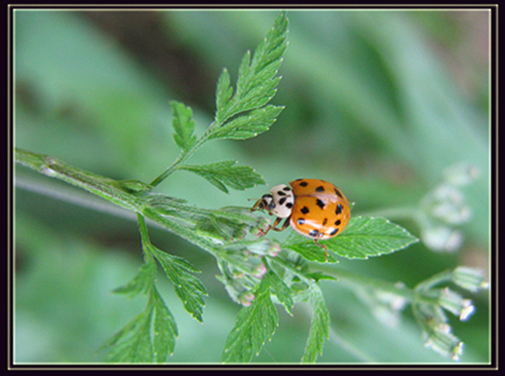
[16, 173, 138, 222]
[148, 151, 187, 188]
[148, 123, 216, 188]
[15, 148, 144, 213]
[137, 213, 155, 264]
[268, 257, 318, 286]
[15, 147, 256, 276]
[312, 265, 417, 302]
[413, 269, 454, 292]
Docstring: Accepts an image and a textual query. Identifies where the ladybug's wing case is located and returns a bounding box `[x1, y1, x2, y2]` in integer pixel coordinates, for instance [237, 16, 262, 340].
[289, 179, 350, 240]
[289, 179, 338, 196]
[289, 196, 350, 239]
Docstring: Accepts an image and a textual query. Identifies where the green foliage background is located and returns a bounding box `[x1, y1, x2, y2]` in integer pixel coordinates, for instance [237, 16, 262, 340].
[14, 9, 490, 363]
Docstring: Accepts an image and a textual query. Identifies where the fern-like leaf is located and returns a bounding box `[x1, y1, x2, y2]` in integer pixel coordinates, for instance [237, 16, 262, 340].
[151, 246, 207, 323]
[171, 101, 197, 151]
[301, 284, 330, 363]
[222, 275, 278, 363]
[179, 160, 265, 193]
[212, 11, 288, 139]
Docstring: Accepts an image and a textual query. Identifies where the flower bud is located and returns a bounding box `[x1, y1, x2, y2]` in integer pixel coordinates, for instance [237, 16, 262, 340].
[239, 291, 255, 306]
[453, 266, 488, 293]
[421, 226, 463, 252]
[252, 264, 267, 279]
[438, 287, 475, 321]
[443, 163, 478, 186]
[267, 242, 281, 257]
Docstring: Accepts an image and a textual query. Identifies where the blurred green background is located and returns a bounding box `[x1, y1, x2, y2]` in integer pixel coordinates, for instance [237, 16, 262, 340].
[14, 9, 491, 364]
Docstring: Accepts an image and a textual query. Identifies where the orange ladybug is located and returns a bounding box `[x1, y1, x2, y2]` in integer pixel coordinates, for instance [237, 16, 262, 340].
[251, 178, 350, 259]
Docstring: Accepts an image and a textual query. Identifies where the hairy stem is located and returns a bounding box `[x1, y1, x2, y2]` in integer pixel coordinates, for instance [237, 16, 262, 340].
[15, 148, 144, 212]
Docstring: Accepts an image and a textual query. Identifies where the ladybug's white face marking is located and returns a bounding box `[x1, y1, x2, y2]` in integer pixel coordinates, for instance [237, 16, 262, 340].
[269, 184, 294, 218]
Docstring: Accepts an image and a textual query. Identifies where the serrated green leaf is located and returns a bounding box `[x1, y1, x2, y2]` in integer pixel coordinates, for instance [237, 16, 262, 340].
[301, 285, 330, 363]
[327, 216, 419, 259]
[305, 272, 338, 283]
[152, 288, 178, 361]
[102, 287, 178, 363]
[214, 11, 288, 126]
[104, 302, 154, 363]
[166, 253, 202, 274]
[283, 232, 338, 263]
[171, 101, 197, 151]
[102, 308, 149, 351]
[113, 257, 156, 298]
[235, 50, 252, 96]
[209, 105, 284, 141]
[222, 277, 278, 363]
[285, 216, 419, 260]
[266, 271, 294, 315]
[216, 68, 233, 114]
[151, 247, 207, 322]
[179, 160, 265, 193]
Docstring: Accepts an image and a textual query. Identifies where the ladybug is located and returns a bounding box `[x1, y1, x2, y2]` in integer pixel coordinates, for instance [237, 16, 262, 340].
[251, 178, 350, 259]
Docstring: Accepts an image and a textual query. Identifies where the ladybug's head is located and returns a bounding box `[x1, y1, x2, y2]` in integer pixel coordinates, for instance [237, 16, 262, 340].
[251, 184, 294, 219]
[268, 184, 294, 218]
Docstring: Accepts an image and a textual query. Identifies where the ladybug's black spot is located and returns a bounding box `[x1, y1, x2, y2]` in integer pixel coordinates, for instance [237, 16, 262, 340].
[316, 199, 325, 209]
[329, 228, 339, 236]
[277, 190, 286, 196]
[297, 218, 306, 225]
[279, 197, 287, 205]
[316, 185, 325, 192]
[334, 219, 341, 226]
[309, 229, 319, 237]
[322, 218, 328, 226]
[286, 202, 293, 209]
[336, 204, 343, 215]
[301, 206, 309, 214]
[299, 181, 308, 187]
[283, 186, 291, 191]
[334, 188, 343, 199]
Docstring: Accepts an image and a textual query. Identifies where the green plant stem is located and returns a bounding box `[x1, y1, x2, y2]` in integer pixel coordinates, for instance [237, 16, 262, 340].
[148, 149, 192, 188]
[312, 265, 417, 302]
[413, 269, 454, 292]
[149, 123, 216, 188]
[15, 148, 143, 212]
[136, 213, 154, 261]
[15, 147, 262, 277]
[269, 257, 321, 287]
[270, 254, 430, 306]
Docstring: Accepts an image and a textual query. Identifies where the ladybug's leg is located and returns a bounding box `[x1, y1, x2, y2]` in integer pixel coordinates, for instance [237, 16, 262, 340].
[251, 198, 269, 214]
[313, 239, 329, 261]
[250, 195, 273, 215]
[270, 216, 291, 232]
[257, 216, 290, 237]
